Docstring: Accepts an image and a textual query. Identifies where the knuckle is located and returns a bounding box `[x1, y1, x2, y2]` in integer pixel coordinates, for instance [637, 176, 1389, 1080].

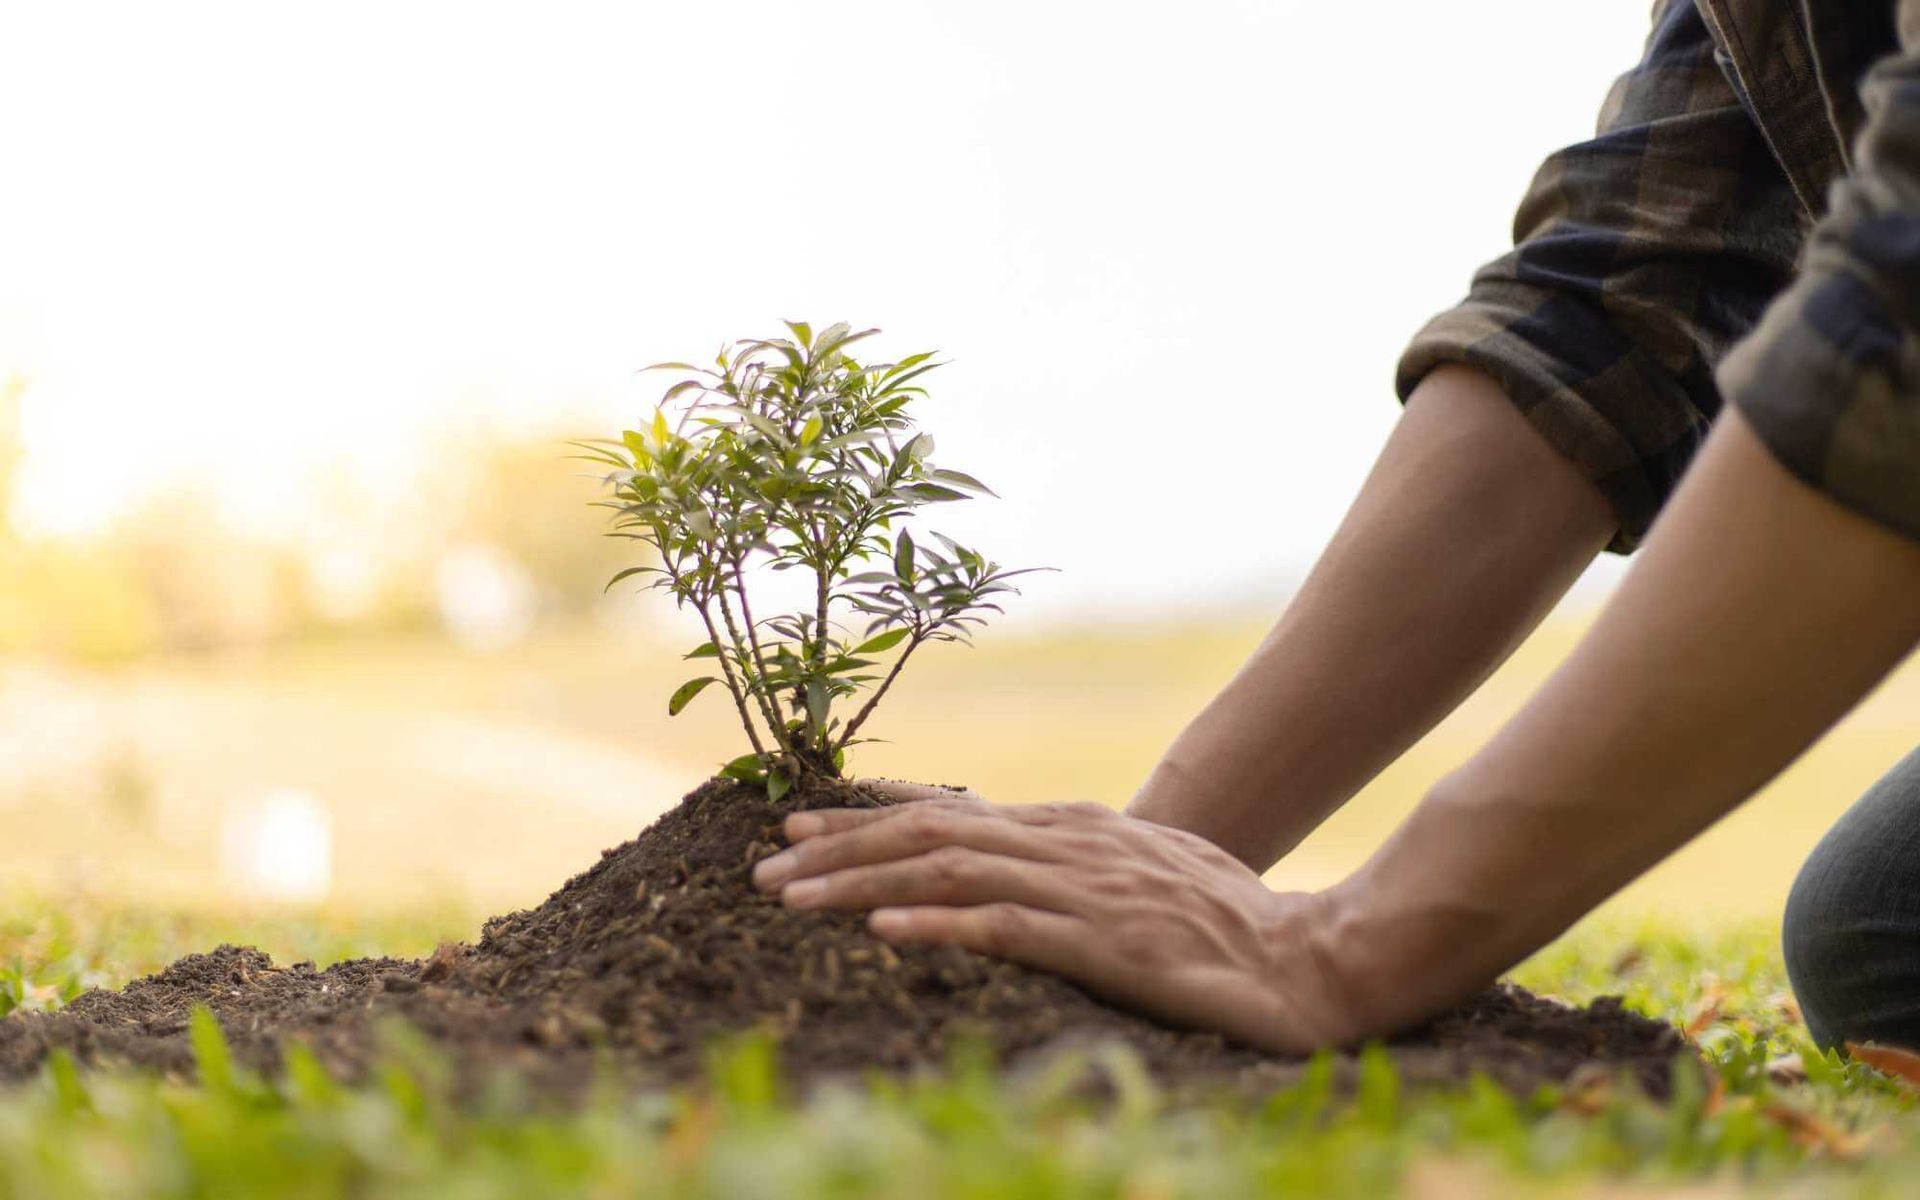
[1028, 802, 1091, 827]
[900, 807, 950, 843]
[923, 844, 976, 884]
[1086, 868, 1135, 898]
[1113, 918, 1167, 967]
[978, 903, 1026, 955]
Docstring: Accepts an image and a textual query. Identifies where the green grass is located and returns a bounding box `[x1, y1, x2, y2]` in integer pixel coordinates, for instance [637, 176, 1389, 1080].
[0, 901, 1915, 1197]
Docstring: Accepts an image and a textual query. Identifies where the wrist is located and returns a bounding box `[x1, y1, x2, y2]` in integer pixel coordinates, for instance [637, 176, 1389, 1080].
[1127, 753, 1203, 820]
[1252, 887, 1379, 1050]
[1131, 752, 1315, 872]
[1309, 774, 1532, 1039]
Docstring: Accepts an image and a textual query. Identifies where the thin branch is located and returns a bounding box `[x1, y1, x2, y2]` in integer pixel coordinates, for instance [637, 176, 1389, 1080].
[716, 571, 790, 755]
[645, 541, 764, 752]
[656, 546, 768, 760]
[806, 513, 833, 751]
[694, 601, 768, 760]
[834, 628, 926, 750]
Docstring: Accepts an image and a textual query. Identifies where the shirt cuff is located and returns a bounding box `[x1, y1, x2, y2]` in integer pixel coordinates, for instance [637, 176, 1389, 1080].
[1717, 265, 1920, 545]
[1396, 287, 1714, 554]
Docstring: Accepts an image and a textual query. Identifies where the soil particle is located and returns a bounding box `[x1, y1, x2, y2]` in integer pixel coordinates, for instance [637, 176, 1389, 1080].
[0, 777, 1690, 1101]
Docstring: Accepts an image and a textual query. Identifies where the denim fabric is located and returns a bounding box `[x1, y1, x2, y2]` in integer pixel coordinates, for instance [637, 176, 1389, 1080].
[1783, 744, 1920, 1049]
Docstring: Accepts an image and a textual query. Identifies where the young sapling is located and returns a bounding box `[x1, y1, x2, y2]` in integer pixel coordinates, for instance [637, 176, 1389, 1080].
[579, 322, 1038, 800]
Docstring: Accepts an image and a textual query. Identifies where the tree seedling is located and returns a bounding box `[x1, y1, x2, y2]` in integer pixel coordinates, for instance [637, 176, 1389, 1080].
[579, 322, 1038, 800]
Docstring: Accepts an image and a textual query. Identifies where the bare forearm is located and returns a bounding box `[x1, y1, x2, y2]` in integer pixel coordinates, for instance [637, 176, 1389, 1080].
[1130, 366, 1615, 870]
[1323, 412, 1920, 1038]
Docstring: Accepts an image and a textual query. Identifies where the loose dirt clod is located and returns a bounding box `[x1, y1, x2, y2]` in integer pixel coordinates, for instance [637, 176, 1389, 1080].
[0, 777, 1690, 1101]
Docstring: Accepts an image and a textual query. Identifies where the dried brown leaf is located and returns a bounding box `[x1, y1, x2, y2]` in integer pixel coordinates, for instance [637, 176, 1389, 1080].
[1847, 1040, 1920, 1089]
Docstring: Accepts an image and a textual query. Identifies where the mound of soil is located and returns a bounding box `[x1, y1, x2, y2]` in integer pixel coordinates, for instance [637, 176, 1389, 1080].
[0, 777, 1689, 1101]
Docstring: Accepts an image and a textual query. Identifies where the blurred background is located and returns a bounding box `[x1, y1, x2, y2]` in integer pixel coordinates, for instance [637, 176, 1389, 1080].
[0, 0, 1912, 934]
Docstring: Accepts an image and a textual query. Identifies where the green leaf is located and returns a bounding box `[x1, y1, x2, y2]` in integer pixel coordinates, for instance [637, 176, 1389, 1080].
[767, 768, 792, 804]
[812, 321, 851, 355]
[603, 566, 654, 593]
[740, 411, 786, 443]
[852, 628, 910, 655]
[930, 468, 996, 496]
[190, 1006, 236, 1095]
[685, 641, 721, 659]
[893, 529, 916, 582]
[900, 483, 970, 503]
[805, 680, 829, 731]
[720, 753, 767, 783]
[799, 415, 823, 447]
[668, 676, 718, 716]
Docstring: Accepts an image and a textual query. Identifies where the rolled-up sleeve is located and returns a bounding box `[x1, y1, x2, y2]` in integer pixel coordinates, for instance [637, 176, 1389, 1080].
[1718, 13, 1920, 544]
[1397, 0, 1804, 552]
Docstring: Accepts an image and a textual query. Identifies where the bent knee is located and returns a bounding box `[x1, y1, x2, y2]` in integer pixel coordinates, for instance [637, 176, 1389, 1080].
[1783, 777, 1920, 1049]
[1782, 857, 1863, 1050]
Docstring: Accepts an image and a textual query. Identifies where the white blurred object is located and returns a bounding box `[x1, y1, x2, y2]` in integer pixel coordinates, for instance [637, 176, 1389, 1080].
[304, 545, 384, 623]
[435, 542, 536, 651]
[220, 789, 332, 903]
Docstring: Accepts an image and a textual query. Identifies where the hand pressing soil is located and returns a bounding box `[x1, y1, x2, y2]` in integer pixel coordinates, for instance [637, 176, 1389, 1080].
[0, 776, 1690, 1103]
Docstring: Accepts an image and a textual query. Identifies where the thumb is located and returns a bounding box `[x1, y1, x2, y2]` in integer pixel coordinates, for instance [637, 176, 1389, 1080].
[859, 778, 991, 807]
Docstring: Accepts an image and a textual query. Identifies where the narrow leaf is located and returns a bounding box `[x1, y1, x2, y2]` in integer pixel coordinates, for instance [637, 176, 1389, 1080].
[668, 676, 718, 716]
[853, 628, 910, 655]
[603, 566, 654, 593]
[930, 468, 997, 496]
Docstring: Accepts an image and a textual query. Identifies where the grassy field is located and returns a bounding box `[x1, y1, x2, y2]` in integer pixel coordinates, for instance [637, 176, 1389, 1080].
[2, 608, 1914, 920]
[0, 898, 1916, 1197]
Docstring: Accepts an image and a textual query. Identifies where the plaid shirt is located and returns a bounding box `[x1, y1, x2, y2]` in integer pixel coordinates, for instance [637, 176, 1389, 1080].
[1398, 0, 1920, 551]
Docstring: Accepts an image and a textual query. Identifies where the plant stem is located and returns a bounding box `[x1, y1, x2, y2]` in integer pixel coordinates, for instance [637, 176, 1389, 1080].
[717, 570, 790, 755]
[693, 600, 768, 760]
[655, 544, 768, 760]
[834, 630, 925, 751]
[808, 516, 833, 752]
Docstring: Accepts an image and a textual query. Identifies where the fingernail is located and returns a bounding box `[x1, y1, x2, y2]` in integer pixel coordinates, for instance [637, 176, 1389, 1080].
[786, 812, 824, 839]
[753, 851, 796, 890]
[783, 877, 825, 906]
[869, 909, 907, 937]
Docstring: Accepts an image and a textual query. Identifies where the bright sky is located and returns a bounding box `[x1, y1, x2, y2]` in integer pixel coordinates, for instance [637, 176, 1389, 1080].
[1, 1, 1649, 621]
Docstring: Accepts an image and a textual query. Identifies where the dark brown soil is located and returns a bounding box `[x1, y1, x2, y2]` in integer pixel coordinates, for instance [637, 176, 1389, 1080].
[0, 776, 1691, 1102]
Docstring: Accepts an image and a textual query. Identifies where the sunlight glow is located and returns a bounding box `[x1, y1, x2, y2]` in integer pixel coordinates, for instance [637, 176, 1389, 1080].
[0, 1, 1650, 617]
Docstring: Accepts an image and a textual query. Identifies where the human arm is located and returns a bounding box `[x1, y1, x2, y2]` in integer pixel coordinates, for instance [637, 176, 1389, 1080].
[1323, 6, 1920, 1034]
[1133, 0, 1801, 866]
[750, 6, 1920, 1050]
[1127, 364, 1614, 869]
[1316, 410, 1920, 1038]
[754, 410, 1920, 1052]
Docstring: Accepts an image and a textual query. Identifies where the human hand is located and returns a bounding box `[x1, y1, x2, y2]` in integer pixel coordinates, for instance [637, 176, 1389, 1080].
[751, 782, 1359, 1054]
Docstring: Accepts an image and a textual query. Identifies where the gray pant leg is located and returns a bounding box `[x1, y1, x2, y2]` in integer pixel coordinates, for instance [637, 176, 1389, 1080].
[1784, 745, 1920, 1050]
